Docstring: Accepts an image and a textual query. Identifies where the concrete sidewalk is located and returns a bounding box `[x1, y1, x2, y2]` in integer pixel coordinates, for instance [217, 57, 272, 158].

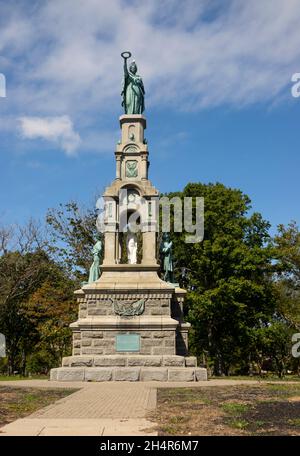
[0, 378, 270, 389]
[0, 418, 155, 436]
[0, 382, 157, 436]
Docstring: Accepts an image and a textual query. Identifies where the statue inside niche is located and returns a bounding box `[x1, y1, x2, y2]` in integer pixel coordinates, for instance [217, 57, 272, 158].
[127, 232, 137, 264]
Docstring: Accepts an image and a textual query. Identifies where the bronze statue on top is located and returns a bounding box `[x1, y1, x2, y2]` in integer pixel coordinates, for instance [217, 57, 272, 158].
[121, 51, 145, 114]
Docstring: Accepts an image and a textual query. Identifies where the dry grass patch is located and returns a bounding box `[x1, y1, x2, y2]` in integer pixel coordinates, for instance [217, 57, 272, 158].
[0, 386, 77, 429]
[150, 383, 300, 436]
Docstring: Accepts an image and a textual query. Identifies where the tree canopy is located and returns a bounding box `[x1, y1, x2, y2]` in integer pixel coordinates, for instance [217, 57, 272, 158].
[0, 183, 299, 377]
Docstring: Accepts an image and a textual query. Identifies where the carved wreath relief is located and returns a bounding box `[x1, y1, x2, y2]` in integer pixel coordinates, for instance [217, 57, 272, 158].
[111, 298, 145, 316]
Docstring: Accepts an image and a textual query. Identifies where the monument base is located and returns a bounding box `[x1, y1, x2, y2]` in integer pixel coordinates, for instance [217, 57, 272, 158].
[50, 265, 208, 382]
[50, 367, 207, 383]
[50, 355, 207, 382]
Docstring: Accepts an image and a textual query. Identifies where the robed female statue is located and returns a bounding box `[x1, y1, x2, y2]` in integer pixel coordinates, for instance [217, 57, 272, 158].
[121, 51, 145, 115]
[88, 237, 103, 283]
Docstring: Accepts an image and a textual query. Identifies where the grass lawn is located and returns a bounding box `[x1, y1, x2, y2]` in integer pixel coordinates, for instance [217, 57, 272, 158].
[0, 375, 49, 381]
[210, 375, 300, 382]
[0, 386, 77, 428]
[151, 383, 300, 436]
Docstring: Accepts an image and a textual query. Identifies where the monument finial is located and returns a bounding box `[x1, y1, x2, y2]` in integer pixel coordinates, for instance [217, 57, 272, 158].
[121, 51, 145, 114]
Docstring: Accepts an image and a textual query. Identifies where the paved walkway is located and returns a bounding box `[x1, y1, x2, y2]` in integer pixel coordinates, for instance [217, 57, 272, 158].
[0, 379, 293, 436]
[0, 381, 157, 436]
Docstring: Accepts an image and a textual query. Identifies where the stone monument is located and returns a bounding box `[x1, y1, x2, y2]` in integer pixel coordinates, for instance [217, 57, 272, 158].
[50, 52, 207, 382]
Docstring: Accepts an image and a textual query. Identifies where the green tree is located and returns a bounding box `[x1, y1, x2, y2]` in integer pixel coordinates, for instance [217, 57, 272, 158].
[271, 222, 300, 375]
[254, 322, 293, 378]
[166, 183, 276, 375]
[46, 201, 100, 282]
[24, 265, 77, 371]
[273, 221, 300, 330]
[0, 250, 50, 374]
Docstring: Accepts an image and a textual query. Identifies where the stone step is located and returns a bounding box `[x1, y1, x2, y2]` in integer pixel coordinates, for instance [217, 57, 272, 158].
[50, 366, 208, 382]
[62, 354, 197, 368]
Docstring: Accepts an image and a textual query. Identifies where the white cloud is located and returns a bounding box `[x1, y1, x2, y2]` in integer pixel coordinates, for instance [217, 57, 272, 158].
[1, 0, 300, 153]
[19, 115, 81, 155]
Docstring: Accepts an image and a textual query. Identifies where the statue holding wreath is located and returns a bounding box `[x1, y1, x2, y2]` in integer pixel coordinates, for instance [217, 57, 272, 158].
[121, 51, 145, 114]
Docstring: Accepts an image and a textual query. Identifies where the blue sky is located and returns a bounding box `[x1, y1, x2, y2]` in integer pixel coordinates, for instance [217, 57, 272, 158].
[0, 0, 300, 235]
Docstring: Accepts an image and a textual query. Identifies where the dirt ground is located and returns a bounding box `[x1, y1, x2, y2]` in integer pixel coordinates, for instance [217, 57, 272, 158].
[0, 386, 76, 428]
[151, 383, 300, 436]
